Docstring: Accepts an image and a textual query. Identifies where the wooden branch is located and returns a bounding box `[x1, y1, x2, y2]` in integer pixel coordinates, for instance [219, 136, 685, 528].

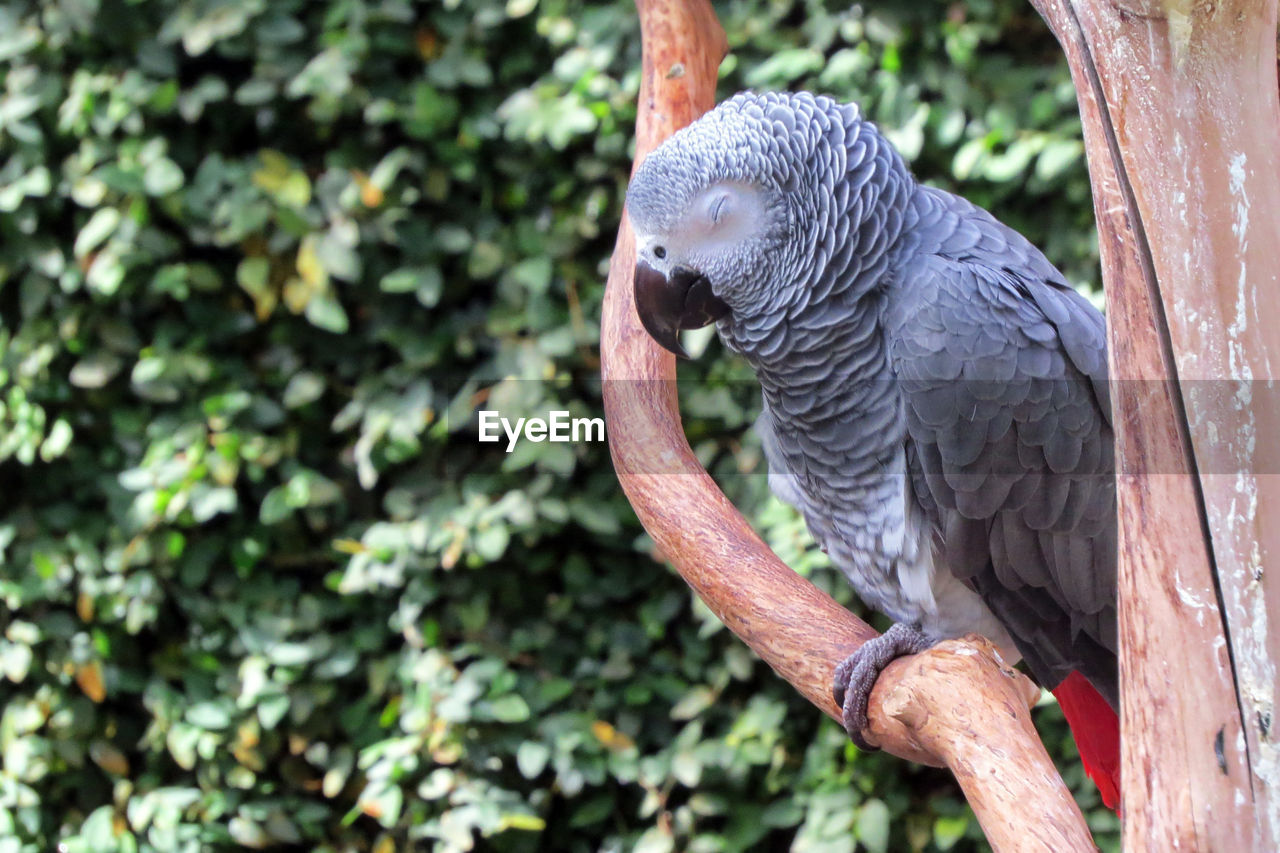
[1029, 0, 1280, 847]
[599, 1, 1096, 848]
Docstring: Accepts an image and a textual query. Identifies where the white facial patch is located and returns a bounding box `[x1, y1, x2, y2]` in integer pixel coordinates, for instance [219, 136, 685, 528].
[683, 182, 768, 252]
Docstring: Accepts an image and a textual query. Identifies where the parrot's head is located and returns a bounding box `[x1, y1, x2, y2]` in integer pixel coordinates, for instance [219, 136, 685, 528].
[625, 91, 867, 357]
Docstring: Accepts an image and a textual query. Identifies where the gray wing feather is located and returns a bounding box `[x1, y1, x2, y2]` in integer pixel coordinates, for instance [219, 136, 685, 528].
[887, 188, 1117, 706]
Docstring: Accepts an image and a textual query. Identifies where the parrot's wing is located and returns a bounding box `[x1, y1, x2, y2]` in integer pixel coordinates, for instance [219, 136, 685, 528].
[886, 235, 1117, 706]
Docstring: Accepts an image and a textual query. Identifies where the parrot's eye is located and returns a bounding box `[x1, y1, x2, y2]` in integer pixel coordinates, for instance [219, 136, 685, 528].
[710, 194, 729, 224]
[653, 245, 667, 259]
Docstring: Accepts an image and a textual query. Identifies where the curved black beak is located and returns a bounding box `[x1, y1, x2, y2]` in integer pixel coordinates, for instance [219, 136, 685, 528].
[633, 259, 730, 358]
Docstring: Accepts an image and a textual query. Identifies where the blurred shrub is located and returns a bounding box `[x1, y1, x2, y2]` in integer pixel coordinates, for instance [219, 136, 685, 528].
[0, 0, 1114, 851]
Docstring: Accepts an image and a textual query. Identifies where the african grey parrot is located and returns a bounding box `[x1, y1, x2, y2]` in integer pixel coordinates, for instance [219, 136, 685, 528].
[625, 91, 1120, 809]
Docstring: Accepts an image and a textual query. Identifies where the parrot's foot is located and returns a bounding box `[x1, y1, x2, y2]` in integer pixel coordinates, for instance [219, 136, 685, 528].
[833, 622, 933, 750]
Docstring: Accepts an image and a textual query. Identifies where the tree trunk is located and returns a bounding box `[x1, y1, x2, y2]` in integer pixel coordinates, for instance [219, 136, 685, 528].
[1029, 0, 1280, 848]
[599, 1, 1098, 848]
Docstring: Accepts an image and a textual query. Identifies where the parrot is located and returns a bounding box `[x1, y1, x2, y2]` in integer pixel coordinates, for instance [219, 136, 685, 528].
[624, 91, 1120, 810]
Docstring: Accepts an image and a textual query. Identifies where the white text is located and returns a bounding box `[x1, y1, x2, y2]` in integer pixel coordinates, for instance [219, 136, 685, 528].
[478, 410, 605, 452]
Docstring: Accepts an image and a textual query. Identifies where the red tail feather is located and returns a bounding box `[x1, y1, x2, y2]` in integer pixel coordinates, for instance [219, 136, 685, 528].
[1051, 671, 1121, 811]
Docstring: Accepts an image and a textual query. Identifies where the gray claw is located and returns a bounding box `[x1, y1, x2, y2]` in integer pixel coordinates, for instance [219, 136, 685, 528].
[832, 622, 933, 750]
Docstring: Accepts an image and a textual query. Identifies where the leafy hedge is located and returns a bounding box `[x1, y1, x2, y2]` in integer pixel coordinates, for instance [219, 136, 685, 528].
[0, 0, 1116, 851]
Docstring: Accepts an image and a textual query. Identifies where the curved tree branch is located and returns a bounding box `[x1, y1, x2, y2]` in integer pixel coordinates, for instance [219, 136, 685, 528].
[599, 1, 1096, 848]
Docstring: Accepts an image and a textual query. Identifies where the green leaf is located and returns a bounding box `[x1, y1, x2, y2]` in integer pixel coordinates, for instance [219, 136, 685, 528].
[186, 701, 232, 730]
[933, 814, 970, 851]
[167, 724, 200, 770]
[78, 805, 122, 850]
[516, 741, 550, 778]
[503, 257, 552, 294]
[316, 230, 360, 282]
[569, 795, 615, 829]
[304, 292, 349, 334]
[39, 419, 73, 461]
[671, 750, 701, 787]
[259, 485, 292, 525]
[381, 266, 443, 308]
[669, 686, 714, 720]
[190, 486, 237, 522]
[144, 157, 185, 195]
[744, 49, 824, 86]
[267, 640, 325, 667]
[253, 150, 311, 207]
[486, 694, 530, 723]
[467, 241, 504, 279]
[86, 250, 126, 296]
[633, 827, 675, 853]
[1, 641, 33, 682]
[228, 816, 271, 849]
[1037, 139, 1085, 181]
[471, 525, 509, 561]
[283, 372, 325, 408]
[257, 695, 290, 730]
[983, 136, 1043, 183]
[404, 84, 459, 139]
[499, 812, 545, 832]
[760, 798, 804, 828]
[952, 137, 988, 181]
[74, 208, 120, 257]
[69, 352, 123, 389]
[856, 799, 891, 853]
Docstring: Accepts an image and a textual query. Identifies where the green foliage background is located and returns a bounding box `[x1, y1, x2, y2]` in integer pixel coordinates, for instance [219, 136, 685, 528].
[0, 0, 1117, 850]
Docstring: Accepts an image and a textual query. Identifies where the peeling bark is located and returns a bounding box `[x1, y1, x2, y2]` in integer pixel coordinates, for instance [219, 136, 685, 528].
[1029, 0, 1280, 847]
